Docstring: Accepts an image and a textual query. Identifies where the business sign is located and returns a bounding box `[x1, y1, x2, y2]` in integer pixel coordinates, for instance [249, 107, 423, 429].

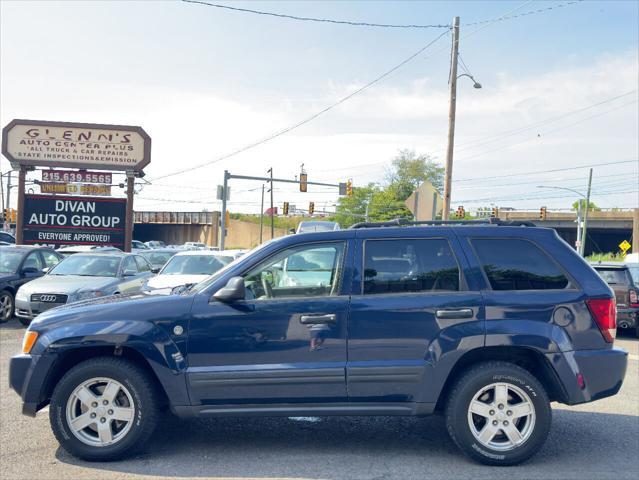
[40, 182, 112, 196]
[22, 194, 126, 248]
[2, 119, 151, 171]
[42, 169, 113, 184]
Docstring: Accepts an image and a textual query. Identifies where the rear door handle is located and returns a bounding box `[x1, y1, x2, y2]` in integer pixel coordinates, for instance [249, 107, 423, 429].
[300, 314, 337, 325]
[435, 308, 474, 320]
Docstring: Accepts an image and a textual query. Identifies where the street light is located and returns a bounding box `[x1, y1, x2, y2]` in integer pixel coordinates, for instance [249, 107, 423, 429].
[457, 73, 482, 89]
[536, 185, 588, 255]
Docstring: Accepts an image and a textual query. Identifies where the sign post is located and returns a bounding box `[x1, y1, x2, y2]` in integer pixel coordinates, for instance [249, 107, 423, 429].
[2, 119, 150, 252]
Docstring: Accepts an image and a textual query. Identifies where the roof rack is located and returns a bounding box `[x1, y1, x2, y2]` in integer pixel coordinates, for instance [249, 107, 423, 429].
[349, 218, 536, 229]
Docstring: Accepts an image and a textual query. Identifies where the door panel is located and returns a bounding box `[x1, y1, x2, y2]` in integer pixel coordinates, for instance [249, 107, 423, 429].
[346, 232, 484, 403]
[187, 240, 352, 405]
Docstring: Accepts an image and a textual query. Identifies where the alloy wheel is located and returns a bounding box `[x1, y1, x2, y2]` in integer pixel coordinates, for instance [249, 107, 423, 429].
[467, 382, 536, 451]
[0, 293, 13, 321]
[65, 377, 136, 447]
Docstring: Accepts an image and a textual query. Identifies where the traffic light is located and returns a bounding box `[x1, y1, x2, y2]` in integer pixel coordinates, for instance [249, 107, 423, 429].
[491, 207, 499, 218]
[539, 206, 547, 221]
[346, 179, 353, 196]
[283, 202, 289, 215]
[308, 201, 315, 215]
[455, 206, 465, 219]
[299, 173, 308, 192]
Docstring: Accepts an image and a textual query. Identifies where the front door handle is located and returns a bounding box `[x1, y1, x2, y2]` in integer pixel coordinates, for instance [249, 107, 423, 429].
[435, 308, 474, 320]
[300, 314, 337, 325]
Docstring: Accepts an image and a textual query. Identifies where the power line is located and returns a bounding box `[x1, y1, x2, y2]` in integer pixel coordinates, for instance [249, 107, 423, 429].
[148, 28, 450, 182]
[182, 0, 582, 29]
[151, 1, 544, 183]
[454, 159, 638, 183]
[463, 1, 583, 27]
[181, 0, 450, 29]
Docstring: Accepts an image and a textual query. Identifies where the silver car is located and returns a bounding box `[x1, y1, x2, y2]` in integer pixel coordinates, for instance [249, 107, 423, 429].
[14, 252, 154, 324]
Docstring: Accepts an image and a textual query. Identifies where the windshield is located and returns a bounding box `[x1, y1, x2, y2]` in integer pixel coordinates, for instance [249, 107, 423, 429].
[298, 222, 337, 232]
[49, 255, 120, 277]
[0, 251, 23, 274]
[596, 268, 630, 285]
[191, 241, 273, 293]
[142, 251, 177, 266]
[160, 254, 232, 276]
[628, 266, 639, 284]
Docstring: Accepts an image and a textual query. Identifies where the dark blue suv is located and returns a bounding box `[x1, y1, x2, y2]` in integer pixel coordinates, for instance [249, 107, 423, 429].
[9, 221, 628, 465]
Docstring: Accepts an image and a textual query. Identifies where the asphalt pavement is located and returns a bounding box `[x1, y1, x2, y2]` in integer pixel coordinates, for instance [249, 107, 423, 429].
[1, 317, 637, 480]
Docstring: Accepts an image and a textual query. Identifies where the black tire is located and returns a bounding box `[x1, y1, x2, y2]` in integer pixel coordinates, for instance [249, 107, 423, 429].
[0, 290, 14, 323]
[445, 361, 551, 466]
[50, 356, 159, 461]
[17, 316, 31, 327]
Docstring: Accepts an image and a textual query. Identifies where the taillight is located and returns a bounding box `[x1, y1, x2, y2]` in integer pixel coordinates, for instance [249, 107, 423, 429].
[586, 298, 617, 343]
[629, 289, 638, 308]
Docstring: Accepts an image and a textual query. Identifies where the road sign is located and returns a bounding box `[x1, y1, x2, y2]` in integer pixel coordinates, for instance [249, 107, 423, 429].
[619, 240, 631, 253]
[2, 119, 151, 172]
[40, 182, 111, 196]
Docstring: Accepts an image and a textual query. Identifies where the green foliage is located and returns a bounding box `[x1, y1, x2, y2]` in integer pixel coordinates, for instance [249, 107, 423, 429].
[586, 252, 625, 262]
[572, 200, 599, 211]
[332, 149, 444, 227]
[230, 212, 300, 231]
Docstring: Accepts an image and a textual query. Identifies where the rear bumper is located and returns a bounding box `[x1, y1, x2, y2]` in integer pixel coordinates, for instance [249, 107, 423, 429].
[9, 353, 58, 417]
[547, 347, 628, 405]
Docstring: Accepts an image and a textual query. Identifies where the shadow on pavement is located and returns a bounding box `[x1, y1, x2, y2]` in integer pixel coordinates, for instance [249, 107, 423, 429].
[55, 409, 639, 479]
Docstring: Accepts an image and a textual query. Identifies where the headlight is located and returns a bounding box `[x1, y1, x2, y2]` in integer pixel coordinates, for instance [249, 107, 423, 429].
[75, 290, 105, 301]
[15, 288, 29, 302]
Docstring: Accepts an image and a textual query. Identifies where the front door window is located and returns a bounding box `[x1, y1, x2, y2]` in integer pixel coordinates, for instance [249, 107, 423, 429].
[243, 242, 346, 300]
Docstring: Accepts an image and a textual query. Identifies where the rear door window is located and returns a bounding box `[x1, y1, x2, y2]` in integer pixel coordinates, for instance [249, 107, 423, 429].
[363, 238, 460, 294]
[472, 238, 571, 290]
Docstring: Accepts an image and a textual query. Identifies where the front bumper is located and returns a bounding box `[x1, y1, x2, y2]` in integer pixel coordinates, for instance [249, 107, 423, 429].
[14, 298, 65, 320]
[9, 352, 58, 416]
[547, 347, 628, 405]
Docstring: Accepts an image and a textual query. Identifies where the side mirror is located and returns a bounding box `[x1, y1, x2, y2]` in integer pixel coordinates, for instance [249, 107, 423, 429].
[213, 276, 245, 302]
[151, 267, 161, 274]
[42, 267, 50, 274]
[123, 270, 137, 277]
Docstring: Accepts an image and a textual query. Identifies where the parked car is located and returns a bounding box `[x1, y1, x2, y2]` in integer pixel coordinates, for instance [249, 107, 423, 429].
[0, 231, 16, 244]
[0, 246, 62, 322]
[131, 240, 150, 251]
[183, 241, 207, 250]
[9, 221, 627, 465]
[143, 250, 238, 291]
[14, 252, 154, 325]
[56, 245, 121, 257]
[144, 240, 166, 249]
[296, 220, 340, 233]
[591, 261, 639, 336]
[139, 248, 179, 271]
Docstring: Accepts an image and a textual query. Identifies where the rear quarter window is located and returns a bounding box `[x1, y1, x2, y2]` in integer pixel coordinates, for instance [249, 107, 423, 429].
[471, 238, 572, 291]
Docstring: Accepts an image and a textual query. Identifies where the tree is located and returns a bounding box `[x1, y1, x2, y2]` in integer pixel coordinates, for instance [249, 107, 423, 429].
[385, 149, 444, 199]
[572, 200, 599, 211]
[332, 150, 445, 227]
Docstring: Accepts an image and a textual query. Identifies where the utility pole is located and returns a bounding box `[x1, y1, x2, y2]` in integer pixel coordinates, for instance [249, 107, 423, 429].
[5, 171, 11, 211]
[268, 168, 274, 239]
[442, 16, 460, 221]
[575, 200, 583, 253]
[579, 168, 593, 257]
[220, 170, 229, 250]
[259, 183, 265, 243]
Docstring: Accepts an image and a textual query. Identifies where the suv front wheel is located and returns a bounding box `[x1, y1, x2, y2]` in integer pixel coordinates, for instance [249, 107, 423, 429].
[445, 361, 551, 466]
[50, 357, 159, 461]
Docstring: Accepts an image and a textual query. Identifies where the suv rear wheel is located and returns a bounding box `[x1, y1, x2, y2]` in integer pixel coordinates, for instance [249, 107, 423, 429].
[445, 361, 551, 466]
[50, 357, 159, 461]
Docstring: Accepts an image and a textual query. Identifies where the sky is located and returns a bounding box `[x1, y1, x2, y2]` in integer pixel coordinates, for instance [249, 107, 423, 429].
[1, 0, 638, 214]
